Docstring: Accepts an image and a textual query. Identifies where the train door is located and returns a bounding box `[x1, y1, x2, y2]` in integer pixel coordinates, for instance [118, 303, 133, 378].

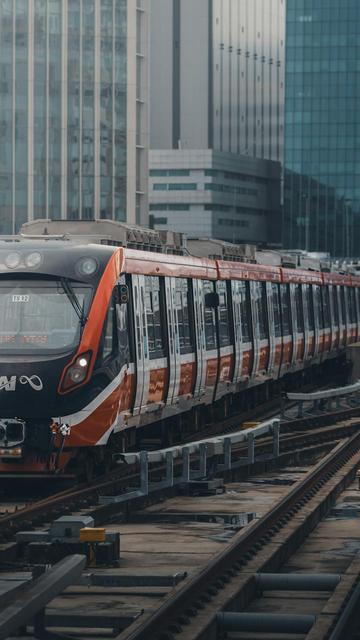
[266, 282, 276, 377]
[165, 277, 180, 408]
[192, 279, 208, 402]
[250, 281, 269, 379]
[328, 285, 338, 352]
[338, 286, 347, 347]
[132, 275, 149, 416]
[304, 284, 316, 360]
[293, 283, 305, 366]
[202, 280, 219, 402]
[321, 286, 331, 357]
[270, 283, 282, 378]
[132, 275, 167, 416]
[231, 280, 243, 384]
[280, 283, 293, 374]
[166, 277, 196, 406]
[302, 285, 310, 362]
[215, 281, 234, 401]
[232, 280, 253, 382]
[312, 285, 322, 359]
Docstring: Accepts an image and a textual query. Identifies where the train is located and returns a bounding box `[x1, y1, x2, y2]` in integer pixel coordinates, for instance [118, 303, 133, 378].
[0, 219, 357, 477]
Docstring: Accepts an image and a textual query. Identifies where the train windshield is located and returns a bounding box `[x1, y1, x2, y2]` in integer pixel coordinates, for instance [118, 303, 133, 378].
[0, 280, 92, 354]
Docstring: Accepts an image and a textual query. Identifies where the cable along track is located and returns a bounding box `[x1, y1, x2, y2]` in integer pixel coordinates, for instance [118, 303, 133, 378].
[116, 430, 360, 640]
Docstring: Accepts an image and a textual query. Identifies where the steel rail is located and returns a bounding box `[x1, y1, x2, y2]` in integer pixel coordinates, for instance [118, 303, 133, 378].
[0, 419, 356, 543]
[115, 431, 360, 640]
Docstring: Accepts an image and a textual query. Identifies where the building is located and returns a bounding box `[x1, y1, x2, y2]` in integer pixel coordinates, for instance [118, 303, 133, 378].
[150, 0, 285, 163]
[284, 1, 360, 257]
[149, 149, 281, 245]
[0, 0, 149, 234]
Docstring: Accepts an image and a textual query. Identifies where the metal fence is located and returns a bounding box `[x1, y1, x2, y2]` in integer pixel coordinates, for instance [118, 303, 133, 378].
[282, 380, 360, 419]
[100, 418, 280, 505]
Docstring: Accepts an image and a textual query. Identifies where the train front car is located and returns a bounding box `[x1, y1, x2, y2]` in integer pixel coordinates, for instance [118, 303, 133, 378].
[0, 241, 125, 476]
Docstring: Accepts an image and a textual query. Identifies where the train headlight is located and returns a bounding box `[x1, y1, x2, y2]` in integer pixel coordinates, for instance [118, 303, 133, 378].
[25, 252, 42, 268]
[76, 257, 98, 277]
[61, 351, 92, 392]
[5, 252, 21, 269]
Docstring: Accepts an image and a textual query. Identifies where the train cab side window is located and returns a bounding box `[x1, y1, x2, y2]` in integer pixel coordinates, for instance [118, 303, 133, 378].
[203, 280, 217, 350]
[271, 283, 282, 338]
[305, 285, 315, 332]
[115, 281, 131, 366]
[294, 284, 304, 334]
[217, 281, 232, 348]
[102, 294, 117, 361]
[239, 281, 252, 343]
[145, 276, 166, 359]
[175, 278, 195, 355]
[280, 283, 291, 336]
[321, 287, 331, 329]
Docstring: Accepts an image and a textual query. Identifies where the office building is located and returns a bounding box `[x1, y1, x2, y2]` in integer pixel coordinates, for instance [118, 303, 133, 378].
[0, 0, 149, 234]
[149, 149, 281, 245]
[284, 0, 360, 256]
[150, 0, 285, 163]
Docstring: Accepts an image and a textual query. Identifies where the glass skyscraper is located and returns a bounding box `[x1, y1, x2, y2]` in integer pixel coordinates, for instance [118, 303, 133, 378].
[284, 0, 360, 257]
[0, 0, 149, 234]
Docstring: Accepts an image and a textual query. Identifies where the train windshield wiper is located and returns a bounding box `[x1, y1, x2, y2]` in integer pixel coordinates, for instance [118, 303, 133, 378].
[59, 278, 87, 327]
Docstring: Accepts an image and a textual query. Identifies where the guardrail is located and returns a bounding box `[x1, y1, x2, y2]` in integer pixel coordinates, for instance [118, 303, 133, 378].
[100, 418, 280, 505]
[282, 380, 360, 419]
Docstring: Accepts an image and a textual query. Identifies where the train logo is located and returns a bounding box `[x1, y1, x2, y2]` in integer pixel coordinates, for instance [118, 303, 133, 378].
[0, 375, 43, 392]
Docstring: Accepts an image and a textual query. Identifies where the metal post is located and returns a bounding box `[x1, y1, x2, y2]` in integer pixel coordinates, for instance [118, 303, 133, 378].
[165, 451, 173, 488]
[273, 421, 280, 459]
[182, 447, 190, 482]
[140, 451, 149, 495]
[224, 437, 232, 470]
[247, 432, 255, 465]
[199, 443, 207, 477]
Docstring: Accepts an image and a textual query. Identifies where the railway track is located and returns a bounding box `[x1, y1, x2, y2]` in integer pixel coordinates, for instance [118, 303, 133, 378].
[1, 414, 360, 638]
[114, 429, 360, 640]
[0, 407, 359, 544]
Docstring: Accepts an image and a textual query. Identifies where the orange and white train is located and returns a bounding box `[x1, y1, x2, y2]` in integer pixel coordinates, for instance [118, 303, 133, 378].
[0, 221, 358, 475]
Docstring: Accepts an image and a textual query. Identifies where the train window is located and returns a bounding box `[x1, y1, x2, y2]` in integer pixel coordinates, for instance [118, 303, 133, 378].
[203, 280, 217, 350]
[295, 285, 304, 334]
[239, 281, 252, 343]
[254, 281, 268, 341]
[217, 281, 232, 348]
[116, 282, 131, 366]
[332, 286, 339, 325]
[349, 288, 357, 324]
[175, 278, 195, 355]
[305, 285, 315, 331]
[321, 287, 331, 329]
[280, 284, 291, 336]
[145, 276, 166, 359]
[271, 283, 282, 338]
[340, 287, 347, 325]
[103, 298, 116, 360]
[313, 286, 324, 330]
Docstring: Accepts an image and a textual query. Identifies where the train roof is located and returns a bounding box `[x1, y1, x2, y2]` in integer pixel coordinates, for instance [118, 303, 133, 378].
[0, 219, 357, 287]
